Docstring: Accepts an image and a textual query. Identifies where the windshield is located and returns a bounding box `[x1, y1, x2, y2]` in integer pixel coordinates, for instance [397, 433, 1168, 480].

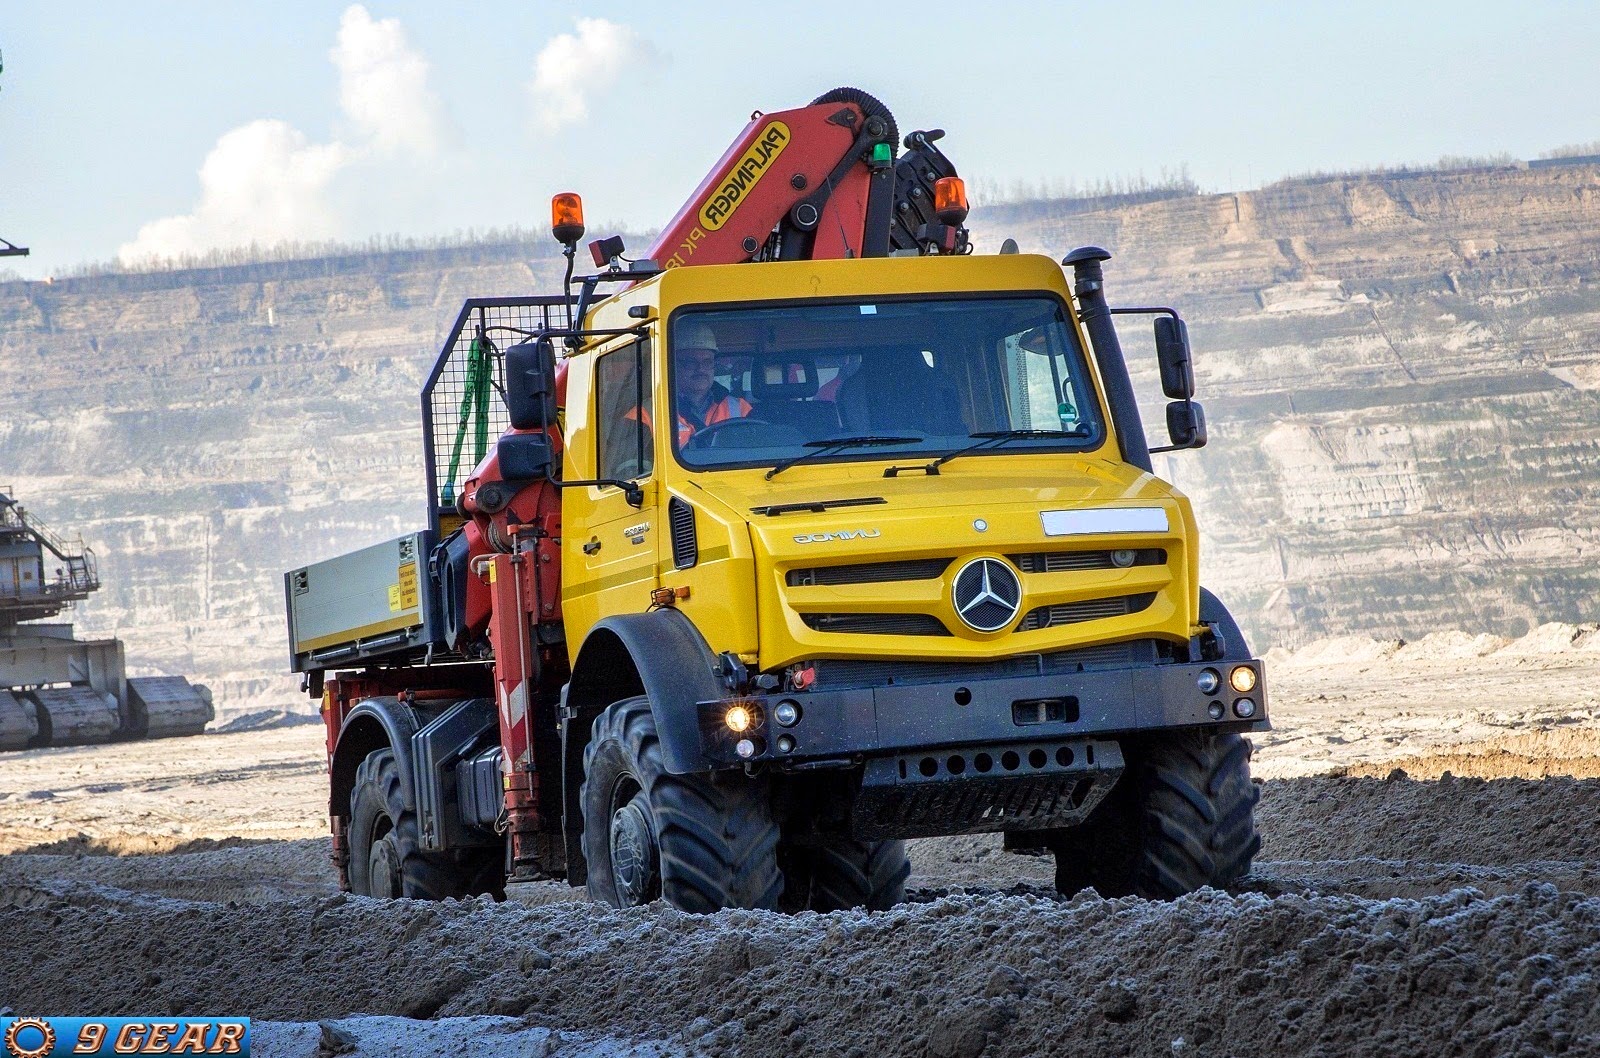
[666, 295, 1103, 471]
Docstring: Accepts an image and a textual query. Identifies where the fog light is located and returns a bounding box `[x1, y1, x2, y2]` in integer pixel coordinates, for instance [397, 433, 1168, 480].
[1111, 549, 1137, 568]
[725, 704, 756, 733]
[1197, 668, 1221, 695]
[776, 734, 797, 754]
[1207, 700, 1225, 720]
[1229, 665, 1258, 694]
[1233, 697, 1256, 719]
[774, 700, 802, 727]
[735, 737, 764, 759]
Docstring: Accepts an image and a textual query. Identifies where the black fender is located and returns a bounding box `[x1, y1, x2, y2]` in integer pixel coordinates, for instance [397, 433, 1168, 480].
[328, 697, 422, 819]
[1199, 587, 1252, 661]
[559, 610, 728, 884]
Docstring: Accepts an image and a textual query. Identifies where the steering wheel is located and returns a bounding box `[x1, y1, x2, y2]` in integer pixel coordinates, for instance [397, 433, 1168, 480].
[683, 418, 802, 449]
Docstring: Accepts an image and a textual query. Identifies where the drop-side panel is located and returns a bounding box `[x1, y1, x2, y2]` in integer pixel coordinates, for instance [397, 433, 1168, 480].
[285, 531, 438, 672]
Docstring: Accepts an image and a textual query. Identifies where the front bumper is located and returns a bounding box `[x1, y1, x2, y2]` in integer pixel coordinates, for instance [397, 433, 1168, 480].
[699, 657, 1267, 839]
[699, 657, 1267, 767]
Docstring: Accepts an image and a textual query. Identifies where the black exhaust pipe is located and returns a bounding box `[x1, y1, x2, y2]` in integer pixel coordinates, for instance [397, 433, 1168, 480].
[1064, 246, 1152, 473]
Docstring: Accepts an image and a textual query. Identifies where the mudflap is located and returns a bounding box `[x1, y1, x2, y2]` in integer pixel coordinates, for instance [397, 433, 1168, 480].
[850, 738, 1125, 841]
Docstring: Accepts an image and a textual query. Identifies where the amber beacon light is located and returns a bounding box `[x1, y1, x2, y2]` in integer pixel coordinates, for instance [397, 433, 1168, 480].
[551, 193, 586, 245]
[934, 176, 969, 226]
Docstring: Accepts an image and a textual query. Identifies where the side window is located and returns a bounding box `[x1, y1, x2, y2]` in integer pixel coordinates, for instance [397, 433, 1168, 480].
[1002, 324, 1084, 432]
[596, 341, 653, 481]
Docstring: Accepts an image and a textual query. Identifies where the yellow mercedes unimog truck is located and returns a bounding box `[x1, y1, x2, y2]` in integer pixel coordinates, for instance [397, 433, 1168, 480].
[287, 89, 1266, 912]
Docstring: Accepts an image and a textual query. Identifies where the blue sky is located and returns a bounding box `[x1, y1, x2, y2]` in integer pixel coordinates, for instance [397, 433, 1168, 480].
[4, 2, 1599, 278]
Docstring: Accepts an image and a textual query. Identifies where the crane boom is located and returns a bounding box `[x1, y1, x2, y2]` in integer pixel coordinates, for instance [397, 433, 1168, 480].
[640, 87, 965, 270]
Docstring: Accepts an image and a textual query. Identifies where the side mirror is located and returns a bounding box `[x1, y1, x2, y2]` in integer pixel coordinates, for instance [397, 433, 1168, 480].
[504, 339, 558, 429]
[1162, 400, 1207, 450]
[497, 432, 555, 481]
[1154, 316, 1194, 399]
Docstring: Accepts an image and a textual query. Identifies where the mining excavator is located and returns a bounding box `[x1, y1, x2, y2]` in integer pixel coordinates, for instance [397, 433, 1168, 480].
[287, 88, 1266, 911]
[0, 489, 212, 749]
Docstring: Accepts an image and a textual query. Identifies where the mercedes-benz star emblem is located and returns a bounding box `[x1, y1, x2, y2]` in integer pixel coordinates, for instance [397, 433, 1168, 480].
[952, 558, 1022, 632]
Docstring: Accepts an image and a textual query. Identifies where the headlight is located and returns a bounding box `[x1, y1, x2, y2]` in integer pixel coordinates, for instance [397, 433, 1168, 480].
[724, 704, 757, 733]
[1197, 668, 1221, 695]
[1111, 549, 1137, 568]
[773, 700, 802, 727]
[1229, 666, 1258, 694]
[1233, 697, 1256, 719]
[735, 737, 763, 759]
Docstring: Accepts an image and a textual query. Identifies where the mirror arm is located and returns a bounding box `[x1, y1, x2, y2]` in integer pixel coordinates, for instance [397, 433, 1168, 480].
[1107, 306, 1182, 319]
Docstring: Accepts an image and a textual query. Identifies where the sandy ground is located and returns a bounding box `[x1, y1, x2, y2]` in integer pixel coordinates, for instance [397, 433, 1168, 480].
[2, 626, 1598, 1056]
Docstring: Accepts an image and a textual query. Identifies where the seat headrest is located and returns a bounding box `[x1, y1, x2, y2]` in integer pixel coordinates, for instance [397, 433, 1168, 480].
[751, 354, 819, 399]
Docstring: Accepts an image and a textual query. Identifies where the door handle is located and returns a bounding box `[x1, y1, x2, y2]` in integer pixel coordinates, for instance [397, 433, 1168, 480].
[581, 538, 601, 556]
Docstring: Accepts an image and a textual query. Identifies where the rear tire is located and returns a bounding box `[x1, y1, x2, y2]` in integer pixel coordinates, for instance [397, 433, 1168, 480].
[348, 747, 503, 900]
[581, 696, 782, 912]
[790, 838, 909, 912]
[1051, 732, 1260, 899]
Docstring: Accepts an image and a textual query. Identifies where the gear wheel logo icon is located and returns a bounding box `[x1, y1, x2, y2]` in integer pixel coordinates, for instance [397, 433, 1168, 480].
[5, 1018, 55, 1058]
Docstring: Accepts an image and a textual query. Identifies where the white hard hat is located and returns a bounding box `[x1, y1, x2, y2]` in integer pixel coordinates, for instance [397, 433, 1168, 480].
[678, 321, 719, 353]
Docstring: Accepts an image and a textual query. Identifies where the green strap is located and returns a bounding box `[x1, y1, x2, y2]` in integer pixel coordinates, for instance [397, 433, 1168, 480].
[443, 334, 495, 503]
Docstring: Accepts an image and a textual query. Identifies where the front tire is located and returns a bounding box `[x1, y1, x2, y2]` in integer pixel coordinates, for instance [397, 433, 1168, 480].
[1051, 731, 1261, 899]
[580, 696, 782, 912]
[782, 838, 909, 911]
[348, 747, 502, 900]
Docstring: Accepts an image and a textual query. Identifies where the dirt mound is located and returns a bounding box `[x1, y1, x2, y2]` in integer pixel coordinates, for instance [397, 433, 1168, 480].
[1258, 774, 1600, 865]
[1497, 622, 1600, 656]
[0, 839, 335, 903]
[14, 834, 276, 857]
[1392, 630, 1509, 661]
[1271, 623, 1600, 668]
[1338, 728, 1600, 781]
[4, 880, 1598, 1057]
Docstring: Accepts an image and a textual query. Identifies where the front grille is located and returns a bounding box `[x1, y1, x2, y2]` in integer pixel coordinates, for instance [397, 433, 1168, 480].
[807, 640, 1159, 690]
[787, 557, 951, 587]
[1017, 593, 1156, 632]
[800, 612, 952, 636]
[668, 496, 697, 569]
[1011, 548, 1166, 573]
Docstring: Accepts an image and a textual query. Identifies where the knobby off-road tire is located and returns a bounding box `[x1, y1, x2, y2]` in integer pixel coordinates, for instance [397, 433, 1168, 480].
[348, 747, 503, 900]
[581, 696, 783, 913]
[1051, 731, 1261, 899]
[785, 837, 911, 912]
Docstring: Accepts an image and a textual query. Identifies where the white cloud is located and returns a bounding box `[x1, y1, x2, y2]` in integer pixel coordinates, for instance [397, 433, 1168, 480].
[119, 4, 444, 265]
[528, 18, 654, 133]
[331, 5, 443, 153]
[118, 120, 348, 264]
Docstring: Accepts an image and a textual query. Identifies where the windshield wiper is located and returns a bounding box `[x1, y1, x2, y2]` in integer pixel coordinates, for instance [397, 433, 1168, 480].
[765, 436, 924, 480]
[884, 428, 1091, 478]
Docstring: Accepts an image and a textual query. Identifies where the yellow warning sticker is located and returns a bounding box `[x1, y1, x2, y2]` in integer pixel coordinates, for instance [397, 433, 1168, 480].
[396, 565, 419, 610]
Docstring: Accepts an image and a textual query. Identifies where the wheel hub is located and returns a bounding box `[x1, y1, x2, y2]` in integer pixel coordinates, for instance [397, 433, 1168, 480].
[609, 795, 660, 906]
[368, 832, 402, 899]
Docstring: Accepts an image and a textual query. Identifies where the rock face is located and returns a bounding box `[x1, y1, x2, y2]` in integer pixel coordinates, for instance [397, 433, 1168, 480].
[2, 165, 1598, 714]
[987, 162, 1600, 647]
[0, 244, 571, 715]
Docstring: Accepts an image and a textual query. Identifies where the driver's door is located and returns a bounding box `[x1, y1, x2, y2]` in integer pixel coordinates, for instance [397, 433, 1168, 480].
[568, 339, 661, 632]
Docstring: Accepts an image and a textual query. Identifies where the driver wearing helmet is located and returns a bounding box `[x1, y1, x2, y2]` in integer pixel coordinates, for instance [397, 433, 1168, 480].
[668, 321, 749, 444]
